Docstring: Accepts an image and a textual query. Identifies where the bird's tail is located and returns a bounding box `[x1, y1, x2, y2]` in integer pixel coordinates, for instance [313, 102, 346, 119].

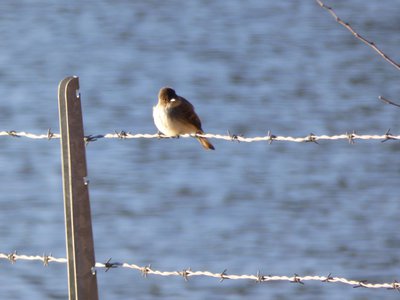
[197, 136, 215, 150]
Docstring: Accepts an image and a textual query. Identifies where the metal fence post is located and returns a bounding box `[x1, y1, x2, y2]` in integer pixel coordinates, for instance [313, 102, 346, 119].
[58, 76, 99, 300]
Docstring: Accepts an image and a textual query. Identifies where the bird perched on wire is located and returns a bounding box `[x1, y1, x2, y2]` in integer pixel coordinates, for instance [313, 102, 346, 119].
[153, 87, 215, 150]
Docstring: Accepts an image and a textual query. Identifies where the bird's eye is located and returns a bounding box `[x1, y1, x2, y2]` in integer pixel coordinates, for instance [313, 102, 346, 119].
[170, 98, 176, 102]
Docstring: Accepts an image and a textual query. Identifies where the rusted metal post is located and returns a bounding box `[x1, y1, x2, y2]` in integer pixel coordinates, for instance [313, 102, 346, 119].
[58, 76, 99, 300]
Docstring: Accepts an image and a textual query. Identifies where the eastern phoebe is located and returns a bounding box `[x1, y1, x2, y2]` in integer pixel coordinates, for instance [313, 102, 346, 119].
[153, 87, 215, 150]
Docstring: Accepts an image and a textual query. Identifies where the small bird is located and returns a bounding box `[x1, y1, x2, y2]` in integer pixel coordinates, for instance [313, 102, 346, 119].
[153, 87, 215, 150]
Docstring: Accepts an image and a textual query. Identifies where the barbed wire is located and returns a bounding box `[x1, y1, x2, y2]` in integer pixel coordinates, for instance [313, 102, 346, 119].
[0, 129, 60, 140]
[0, 252, 67, 265]
[380, 96, 400, 108]
[0, 130, 399, 144]
[316, 0, 400, 71]
[1, 252, 399, 291]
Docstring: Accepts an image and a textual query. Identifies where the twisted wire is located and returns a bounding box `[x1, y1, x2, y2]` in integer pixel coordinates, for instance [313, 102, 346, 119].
[0, 130, 398, 143]
[1, 252, 399, 290]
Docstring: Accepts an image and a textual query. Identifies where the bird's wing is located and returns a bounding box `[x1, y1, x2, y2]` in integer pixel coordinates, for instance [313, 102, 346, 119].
[168, 97, 202, 131]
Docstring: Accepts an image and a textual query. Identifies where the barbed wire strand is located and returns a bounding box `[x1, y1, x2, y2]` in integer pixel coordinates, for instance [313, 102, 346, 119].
[316, 0, 400, 71]
[379, 96, 400, 108]
[1, 253, 399, 290]
[0, 130, 399, 143]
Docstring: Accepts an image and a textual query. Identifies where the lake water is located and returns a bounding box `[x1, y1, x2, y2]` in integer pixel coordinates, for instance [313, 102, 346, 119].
[0, 1, 399, 299]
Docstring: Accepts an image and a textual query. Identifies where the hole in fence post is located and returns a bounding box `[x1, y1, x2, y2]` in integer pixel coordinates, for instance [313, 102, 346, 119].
[58, 76, 99, 300]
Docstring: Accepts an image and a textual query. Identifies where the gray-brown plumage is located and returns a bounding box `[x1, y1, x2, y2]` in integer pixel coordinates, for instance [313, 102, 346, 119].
[153, 87, 215, 150]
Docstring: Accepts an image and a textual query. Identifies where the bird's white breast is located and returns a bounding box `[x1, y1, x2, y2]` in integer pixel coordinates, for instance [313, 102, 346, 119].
[153, 104, 180, 136]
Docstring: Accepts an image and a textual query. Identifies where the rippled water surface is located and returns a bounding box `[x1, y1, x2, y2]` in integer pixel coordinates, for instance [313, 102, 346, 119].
[1, 1, 400, 299]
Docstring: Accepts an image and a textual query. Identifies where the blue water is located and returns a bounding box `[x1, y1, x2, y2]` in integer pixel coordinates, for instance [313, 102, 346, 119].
[0, 1, 399, 299]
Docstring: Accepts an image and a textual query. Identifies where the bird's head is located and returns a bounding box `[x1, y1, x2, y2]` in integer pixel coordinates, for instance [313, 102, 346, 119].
[158, 87, 178, 104]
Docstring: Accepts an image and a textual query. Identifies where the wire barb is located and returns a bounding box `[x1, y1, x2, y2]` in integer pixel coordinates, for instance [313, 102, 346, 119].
[227, 130, 241, 142]
[346, 131, 356, 144]
[267, 130, 276, 144]
[220, 269, 228, 282]
[180, 268, 191, 282]
[115, 130, 129, 139]
[84, 135, 104, 144]
[140, 264, 151, 278]
[322, 273, 334, 283]
[256, 270, 265, 283]
[305, 133, 318, 144]
[292, 274, 305, 285]
[7, 251, 17, 263]
[42, 253, 51, 266]
[104, 258, 121, 272]
[381, 129, 397, 143]
[7, 130, 20, 138]
[388, 281, 400, 292]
